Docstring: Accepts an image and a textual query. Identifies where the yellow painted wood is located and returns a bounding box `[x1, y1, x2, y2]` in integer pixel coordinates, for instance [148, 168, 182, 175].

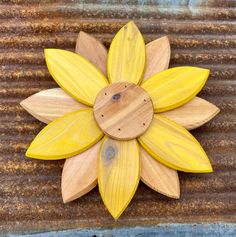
[141, 66, 210, 112]
[107, 21, 146, 84]
[161, 97, 220, 130]
[26, 109, 103, 160]
[142, 36, 170, 82]
[75, 31, 107, 76]
[98, 137, 140, 219]
[138, 114, 213, 173]
[140, 147, 180, 198]
[61, 141, 101, 203]
[20, 88, 88, 124]
[44, 49, 108, 106]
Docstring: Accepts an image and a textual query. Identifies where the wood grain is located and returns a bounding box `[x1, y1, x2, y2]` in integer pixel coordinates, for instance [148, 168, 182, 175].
[140, 147, 180, 199]
[60, 31, 109, 201]
[20, 88, 88, 124]
[141, 66, 210, 112]
[142, 36, 170, 81]
[107, 21, 145, 84]
[26, 109, 103, 160]
[61, 141, 101, 203]
[94, 82, 154, 140]
[98, 137, 140, 219]
[45, 49, 108, 106]
[138, 114, 213, 173]
[75, 31, 107, 76]
[161, 97, 220, 130]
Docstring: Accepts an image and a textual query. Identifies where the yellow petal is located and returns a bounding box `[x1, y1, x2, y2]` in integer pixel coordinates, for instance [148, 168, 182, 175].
[107, 21, 145, 84]
[20, 88, 88, 124]
[141, 66, 210, 112]
[45, 49, 108, 106]
[140, 147, 180, 199]
[98, 137, 140, 219]
[61, 141, 101, 203]
[161, 97, 220, 130]
[75, 31, 107, 76]
[143, 36, 170, 82]
[26, 109, 103, 160]
[138, 115, 213, 173]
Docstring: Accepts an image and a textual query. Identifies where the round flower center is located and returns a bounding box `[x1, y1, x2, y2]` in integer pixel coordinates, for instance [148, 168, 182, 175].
[93, 82, 154, 140]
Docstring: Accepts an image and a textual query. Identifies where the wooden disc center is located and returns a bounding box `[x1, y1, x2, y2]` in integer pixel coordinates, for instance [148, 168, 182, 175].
[93, 82, 154, 140]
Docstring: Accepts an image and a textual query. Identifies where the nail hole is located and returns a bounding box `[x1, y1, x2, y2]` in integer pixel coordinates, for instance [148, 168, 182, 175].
[125, 85, 127, 88]
[118, 128, 121, 131]
[105, 93, 107, 95]
[143, 123, 146, 126]
[144, 99, 146, 102]
[101, 114, 104, 117]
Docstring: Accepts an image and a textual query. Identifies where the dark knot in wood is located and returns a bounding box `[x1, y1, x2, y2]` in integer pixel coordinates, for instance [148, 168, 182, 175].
[112, 93, 121, 101]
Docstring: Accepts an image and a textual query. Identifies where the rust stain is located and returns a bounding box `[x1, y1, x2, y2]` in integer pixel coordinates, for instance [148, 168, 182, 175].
[0, 0, 235, 234]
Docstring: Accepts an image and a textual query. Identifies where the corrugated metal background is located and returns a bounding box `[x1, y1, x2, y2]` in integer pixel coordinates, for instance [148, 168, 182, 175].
[0, 0, 235, 234]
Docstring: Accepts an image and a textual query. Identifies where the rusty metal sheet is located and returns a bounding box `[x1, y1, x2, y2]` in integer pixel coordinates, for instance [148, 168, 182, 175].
[0, 0, 235, 235]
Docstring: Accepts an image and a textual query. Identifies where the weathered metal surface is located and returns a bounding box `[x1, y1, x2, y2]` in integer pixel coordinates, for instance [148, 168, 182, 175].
[0, 0, 235, 235]
[9, 224, 236, 237]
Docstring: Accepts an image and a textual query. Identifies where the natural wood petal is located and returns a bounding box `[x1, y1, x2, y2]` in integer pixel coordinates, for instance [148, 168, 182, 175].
[107, 21, 145, 84]
[75, 31, 107, 76]
[20, 88, 88, 124]
[142, 36, 170, 81]
[26, 109, 103, 160]
[140, 147, 180, 198]
[98, 137, 140, 219]
[138, 115, 213, 173]
[161, 97, 220, 130]
[45, 49, 108, 106]
[61, 141, 101, 203]
[141, 66, 209, 112]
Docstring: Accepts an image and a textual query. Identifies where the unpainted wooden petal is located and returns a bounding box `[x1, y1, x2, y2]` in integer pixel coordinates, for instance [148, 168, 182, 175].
[62, 141, 101, 203]
[140, 147, 180, 199]
[98, 137, 140, 219]
[138, 114, 213, 173]
[107, 21, 146, 84]
[76, 31, 107, 76]
[141, 66, 210, 112]
[142, 36, 170, 82]
[26, 109, 103, 160]
[161, 97, 220, 130]
[45, 49, 108, 106]
[20, 88, 88, 124]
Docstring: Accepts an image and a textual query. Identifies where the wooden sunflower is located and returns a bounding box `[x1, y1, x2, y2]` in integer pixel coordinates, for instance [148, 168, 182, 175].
[20, 21, 220, 219]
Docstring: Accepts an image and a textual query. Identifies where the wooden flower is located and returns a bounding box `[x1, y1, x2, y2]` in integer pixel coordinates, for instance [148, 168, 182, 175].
[21, 21, 220, 219]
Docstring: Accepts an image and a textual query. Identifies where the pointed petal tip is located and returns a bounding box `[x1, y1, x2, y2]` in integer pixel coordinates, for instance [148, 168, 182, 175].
[158, 35, 169, 42]
[125, 20, 139, 31]
[204, 164, 213, 173]
[127, 20, 135, 25]
[62, 195, 69, 204]
[25, 148, 33, 159]
[103, 202, 125, 220]
[166, 187, 180, 199]
[185, 162, 213, 173]
[20, 98, 27, 109]
[77, 31, 91, 40]
[62, 192, 75, 204]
